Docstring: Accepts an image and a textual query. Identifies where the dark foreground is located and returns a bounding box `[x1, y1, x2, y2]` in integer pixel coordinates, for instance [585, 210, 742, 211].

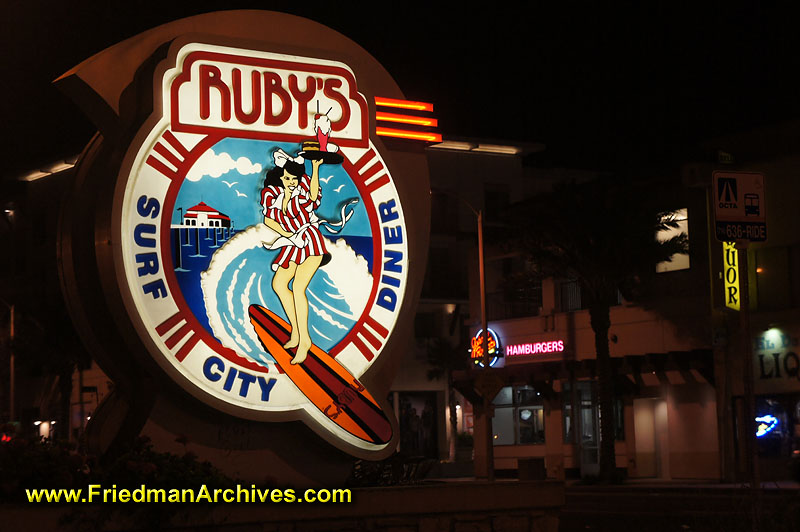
[561, 483, 800, 532]
[4, 480, 563, 531]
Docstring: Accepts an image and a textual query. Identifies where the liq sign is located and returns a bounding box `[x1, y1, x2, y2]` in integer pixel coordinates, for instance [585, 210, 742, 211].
[722, 242, 740, 311]
[56, 12, 431, 459]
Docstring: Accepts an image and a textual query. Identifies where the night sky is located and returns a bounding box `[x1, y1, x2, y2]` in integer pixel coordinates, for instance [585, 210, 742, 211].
[2, 2, 799, 178]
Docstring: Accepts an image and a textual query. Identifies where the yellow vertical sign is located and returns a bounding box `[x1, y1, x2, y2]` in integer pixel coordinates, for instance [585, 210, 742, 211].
[723, 242, 740, 311]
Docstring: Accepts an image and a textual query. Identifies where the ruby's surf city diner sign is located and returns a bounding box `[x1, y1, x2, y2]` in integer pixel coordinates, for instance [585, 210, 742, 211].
[58, 13, 434, 459]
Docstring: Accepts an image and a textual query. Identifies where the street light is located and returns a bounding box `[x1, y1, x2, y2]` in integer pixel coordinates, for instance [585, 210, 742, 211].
[430, 189, 494, 481]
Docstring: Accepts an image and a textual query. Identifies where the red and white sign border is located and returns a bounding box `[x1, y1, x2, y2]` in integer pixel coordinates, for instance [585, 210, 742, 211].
[113, 43, 408, 452]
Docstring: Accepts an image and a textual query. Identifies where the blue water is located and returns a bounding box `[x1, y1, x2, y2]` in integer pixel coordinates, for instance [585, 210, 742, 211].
[171, 227, 235, 334]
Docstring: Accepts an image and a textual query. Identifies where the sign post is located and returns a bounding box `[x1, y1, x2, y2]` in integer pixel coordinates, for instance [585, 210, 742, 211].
[738, 241, 762, 531]
[713, 171, 766, 530]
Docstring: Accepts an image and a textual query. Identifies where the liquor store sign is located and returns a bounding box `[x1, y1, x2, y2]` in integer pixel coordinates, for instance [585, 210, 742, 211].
[755, 328, 800, 394]
[722, 242, 740, 311]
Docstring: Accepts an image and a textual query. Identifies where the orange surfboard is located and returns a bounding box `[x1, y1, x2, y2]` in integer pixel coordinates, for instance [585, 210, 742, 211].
[248, 304, 392, 445]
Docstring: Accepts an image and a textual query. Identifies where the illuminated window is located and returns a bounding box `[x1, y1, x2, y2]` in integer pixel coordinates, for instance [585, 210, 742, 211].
[656, 208, 690, 273]
[492, 385, 545, 445]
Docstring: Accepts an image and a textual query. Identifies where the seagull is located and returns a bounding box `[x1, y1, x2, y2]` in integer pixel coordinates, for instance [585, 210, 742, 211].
[222, 180, 238, 188]
[321, 175, 334, 184]
[334, 184, 346, 193]
[236, 190, 247, 198]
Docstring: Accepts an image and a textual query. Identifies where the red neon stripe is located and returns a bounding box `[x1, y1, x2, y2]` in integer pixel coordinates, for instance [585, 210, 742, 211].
[375, 97, 433, 112]
[376, 127, 442, 142]
[376, 112, 438, 127]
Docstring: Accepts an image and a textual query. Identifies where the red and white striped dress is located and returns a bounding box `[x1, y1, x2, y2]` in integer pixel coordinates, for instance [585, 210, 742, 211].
[261, 174, 327, 269]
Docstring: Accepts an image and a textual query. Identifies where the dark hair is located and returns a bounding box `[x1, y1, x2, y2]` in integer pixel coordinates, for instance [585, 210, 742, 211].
[264, 160, 305, 188]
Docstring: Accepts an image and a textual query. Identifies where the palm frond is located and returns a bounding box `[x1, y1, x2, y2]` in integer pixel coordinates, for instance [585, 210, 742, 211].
[502, 176, 688, 298]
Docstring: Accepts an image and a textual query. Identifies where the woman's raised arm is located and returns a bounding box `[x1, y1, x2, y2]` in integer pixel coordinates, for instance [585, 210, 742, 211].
[309, 158, 322, 202]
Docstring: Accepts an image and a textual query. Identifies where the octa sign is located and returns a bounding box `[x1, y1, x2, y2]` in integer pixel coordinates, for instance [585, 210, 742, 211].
[713, 171, 766, 242]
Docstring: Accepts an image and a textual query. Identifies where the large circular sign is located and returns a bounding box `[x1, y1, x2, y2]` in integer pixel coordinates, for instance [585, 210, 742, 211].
[114, 42, 410, 453]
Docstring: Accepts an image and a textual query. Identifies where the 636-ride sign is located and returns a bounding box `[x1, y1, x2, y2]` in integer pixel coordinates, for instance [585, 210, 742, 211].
[713, 171, 766, 242]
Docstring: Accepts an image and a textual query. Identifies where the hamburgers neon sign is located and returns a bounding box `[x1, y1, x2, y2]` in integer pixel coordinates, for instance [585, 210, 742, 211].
[506, 340, 565, 356]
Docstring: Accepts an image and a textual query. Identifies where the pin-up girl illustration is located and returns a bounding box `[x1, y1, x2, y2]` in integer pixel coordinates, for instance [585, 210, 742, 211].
[260, 114, 344, 364]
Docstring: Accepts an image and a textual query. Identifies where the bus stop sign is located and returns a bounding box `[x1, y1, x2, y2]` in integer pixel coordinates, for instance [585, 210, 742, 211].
[713, 171, 766, 242]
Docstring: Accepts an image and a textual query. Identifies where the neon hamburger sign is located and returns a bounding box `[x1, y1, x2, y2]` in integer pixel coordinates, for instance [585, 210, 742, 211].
[470, 328, 502, 368]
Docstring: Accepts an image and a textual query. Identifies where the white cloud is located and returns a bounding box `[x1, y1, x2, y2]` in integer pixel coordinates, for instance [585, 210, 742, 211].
[186, 150, 262, 182]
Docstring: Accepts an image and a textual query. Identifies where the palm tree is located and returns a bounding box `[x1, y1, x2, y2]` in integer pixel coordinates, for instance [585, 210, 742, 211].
[505, 176, 688, 482]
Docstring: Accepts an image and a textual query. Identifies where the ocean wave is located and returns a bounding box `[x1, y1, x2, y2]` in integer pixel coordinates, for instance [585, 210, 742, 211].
[308, 301, 349, 331]
[202, 224, 374, 362]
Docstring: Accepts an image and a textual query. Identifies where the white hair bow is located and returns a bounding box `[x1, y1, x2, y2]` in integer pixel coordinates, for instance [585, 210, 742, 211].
[272, 148, 304, 168]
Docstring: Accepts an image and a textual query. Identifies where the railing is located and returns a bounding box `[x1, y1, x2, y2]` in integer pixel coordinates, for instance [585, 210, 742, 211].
[559, 279, 583, 312]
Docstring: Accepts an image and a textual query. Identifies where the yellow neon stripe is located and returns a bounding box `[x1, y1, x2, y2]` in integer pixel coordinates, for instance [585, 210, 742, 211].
[374, 96, 434, 112]
[376, 112, 438, 127]
[376, 127, 442, 142]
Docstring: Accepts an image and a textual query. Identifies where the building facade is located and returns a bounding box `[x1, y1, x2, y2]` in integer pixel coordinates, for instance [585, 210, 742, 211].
[451, 124, 800, 481]
[698, 123, 800, 482]
[4, 125, 799, 484]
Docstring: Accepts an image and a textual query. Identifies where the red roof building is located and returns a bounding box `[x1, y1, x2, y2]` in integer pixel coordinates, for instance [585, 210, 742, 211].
[183, 202, 231, 228]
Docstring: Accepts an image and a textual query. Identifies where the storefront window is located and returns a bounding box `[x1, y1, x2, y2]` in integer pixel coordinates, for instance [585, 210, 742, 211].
[655, 208, 690, 272]
[755, 397, 793, 457]
[492, 385, 545, 445]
